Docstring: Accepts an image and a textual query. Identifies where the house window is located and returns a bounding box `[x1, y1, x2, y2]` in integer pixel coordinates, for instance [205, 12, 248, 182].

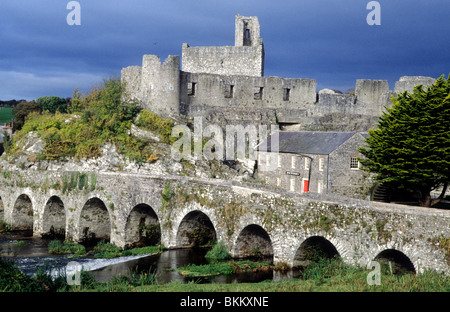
[291, 156, 296, 169]
[350, 157, 360, 169]
[254, 87, 264, 100]
[283, 88, 291, 101]
[290, 178, 295, 192]
[224, 84, 234, 98]
[318, 181, 323, 194]
[319, 158, 324, 171]
[304, 158, 310, 170]
[187, 82, 196, 96]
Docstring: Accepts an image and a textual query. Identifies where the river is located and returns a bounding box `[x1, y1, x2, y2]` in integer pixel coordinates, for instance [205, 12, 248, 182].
[0, 231, 299, 284]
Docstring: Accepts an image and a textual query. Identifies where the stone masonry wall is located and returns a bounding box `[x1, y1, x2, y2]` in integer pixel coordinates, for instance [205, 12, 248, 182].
[182, 44, 265, 77]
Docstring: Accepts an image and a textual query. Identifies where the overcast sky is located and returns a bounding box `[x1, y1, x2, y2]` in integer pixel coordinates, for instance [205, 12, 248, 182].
[0, 0, 449, 100]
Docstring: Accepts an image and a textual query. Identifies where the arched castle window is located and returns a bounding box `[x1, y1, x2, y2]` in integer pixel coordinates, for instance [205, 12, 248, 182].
[243, 21, 251, 46]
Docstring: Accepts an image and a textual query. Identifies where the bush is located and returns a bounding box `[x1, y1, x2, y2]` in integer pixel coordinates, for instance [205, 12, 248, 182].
[48, 240, 86, 256]
[8, 79, 154, 163]
[135, 109, 176, 144]
[93, 240, 122, 258]
[205, 241, 230, 262]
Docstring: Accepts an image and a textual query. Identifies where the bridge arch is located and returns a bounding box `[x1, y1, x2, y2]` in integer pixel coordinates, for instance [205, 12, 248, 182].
[79, 197, 112, 245]
[42, 196, 66, 239]
[233, 224, 273, 260]
[374, 249, 416, 274]
[125, 203, 161, 248]
[293, 236, 340, 268]
[176, 210, 217, 248]
[12, 194, 34, 233]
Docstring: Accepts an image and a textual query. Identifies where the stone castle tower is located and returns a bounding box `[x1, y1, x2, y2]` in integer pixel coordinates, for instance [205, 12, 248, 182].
[182, 14, 264, 77]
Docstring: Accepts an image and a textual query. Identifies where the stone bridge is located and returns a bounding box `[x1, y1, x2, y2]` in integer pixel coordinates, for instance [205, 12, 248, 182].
[0, 170, 449, 275]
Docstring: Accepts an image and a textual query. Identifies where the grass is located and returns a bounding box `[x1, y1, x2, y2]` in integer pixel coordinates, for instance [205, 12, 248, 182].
[141, 259, 449, 293]
[177, 260, 273, 278]
[48, 240, 87, 257]
[48, 240, 165, 259]
[64, 257, 449, 292]
[1, 252, 448, 292]
[93, 241, 165, 258]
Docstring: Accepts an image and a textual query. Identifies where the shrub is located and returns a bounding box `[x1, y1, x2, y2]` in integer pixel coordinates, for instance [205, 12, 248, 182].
[135, 109, 176, 144]
[7, 79, 155, 164]
[48, 240, 86, 256]
[93, 240, 122, 258]
[205, 241, 230, 262]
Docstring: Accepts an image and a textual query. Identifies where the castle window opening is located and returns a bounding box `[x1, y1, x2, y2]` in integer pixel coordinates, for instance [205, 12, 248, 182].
[187, 82, 196, 96]
[225, 84, 234, 98]
[243, 21, 251, 46]
[283, 88, 291, 101]
[254, 87, 264, 100]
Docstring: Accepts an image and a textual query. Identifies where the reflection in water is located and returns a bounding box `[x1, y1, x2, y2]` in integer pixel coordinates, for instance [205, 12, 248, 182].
[91, 248, 299, 284]
[0, 233, 299, 284]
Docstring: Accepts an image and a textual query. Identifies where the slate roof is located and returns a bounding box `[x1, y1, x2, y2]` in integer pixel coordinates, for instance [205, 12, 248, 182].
[256, 131, 358, 155]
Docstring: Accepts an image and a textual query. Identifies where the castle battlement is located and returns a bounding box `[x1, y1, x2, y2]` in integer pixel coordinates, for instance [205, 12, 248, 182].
[121, 14, 436, 131]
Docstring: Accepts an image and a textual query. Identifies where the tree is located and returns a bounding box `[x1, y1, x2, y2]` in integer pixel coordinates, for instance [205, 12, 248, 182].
[358, 74, 450, 207]
[36, 96, 68, 114]
[12, 100, 42, 131]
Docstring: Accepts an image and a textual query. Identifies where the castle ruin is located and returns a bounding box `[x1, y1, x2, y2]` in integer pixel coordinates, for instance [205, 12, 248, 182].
[121, 14, 436, 132]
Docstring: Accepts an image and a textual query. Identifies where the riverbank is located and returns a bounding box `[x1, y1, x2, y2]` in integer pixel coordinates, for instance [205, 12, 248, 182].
[1, 253, 449, 292]
[67, 258, 450, 292]
[1, 235, 449, 292]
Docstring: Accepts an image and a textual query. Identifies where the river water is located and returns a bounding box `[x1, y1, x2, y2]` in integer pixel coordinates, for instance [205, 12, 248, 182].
[0, 232, 299, 284]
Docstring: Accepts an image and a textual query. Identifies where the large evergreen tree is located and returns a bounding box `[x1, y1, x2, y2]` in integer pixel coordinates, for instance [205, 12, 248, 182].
[359, 75, 450, 207]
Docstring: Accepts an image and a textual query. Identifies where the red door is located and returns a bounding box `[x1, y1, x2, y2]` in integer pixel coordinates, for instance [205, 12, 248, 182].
[303, 180, 309, 193]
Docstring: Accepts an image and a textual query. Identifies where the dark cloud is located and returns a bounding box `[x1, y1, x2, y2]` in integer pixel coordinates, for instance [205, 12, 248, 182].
[0, 0, 449, 100]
